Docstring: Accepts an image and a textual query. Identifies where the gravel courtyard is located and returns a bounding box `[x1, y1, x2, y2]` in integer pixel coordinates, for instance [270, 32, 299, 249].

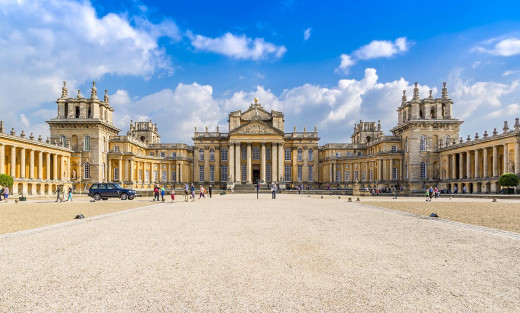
[1, 194, 519, 312]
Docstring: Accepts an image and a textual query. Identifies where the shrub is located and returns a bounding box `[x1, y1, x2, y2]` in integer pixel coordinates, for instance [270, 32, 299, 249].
[0, 174, 13, 187]
[498, 173, 519, 188]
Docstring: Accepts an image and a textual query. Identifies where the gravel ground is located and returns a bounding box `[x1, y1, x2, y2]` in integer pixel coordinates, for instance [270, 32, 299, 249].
[0, 197, 153, 234]
[1, 194, 519, 312]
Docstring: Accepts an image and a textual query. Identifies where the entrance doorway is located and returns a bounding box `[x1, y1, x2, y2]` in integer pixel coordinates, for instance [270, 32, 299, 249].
[253, 164, 260, 183]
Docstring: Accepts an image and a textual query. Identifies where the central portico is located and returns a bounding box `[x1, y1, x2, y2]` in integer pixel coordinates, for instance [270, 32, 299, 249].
[192, 98, 319, 186]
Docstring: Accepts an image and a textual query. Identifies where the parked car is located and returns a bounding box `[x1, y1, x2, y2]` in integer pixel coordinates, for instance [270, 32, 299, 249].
[88, 183, 136, 200]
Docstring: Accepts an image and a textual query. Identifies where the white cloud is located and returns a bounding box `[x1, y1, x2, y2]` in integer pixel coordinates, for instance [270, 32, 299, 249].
[188, 32, 287, 60]
[475, 37, 520, 56]
[486, 104, 520, 119]
[0, 0, 179, 135]
[336, 37, 410, 75]
[353, 37, 410, 60]
[503, 70, 520, 76]
[304, 28, 311, 41]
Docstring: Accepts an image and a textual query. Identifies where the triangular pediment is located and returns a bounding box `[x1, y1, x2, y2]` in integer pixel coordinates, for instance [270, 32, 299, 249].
[230, 120, 284, 135]
[241, 106, 271, 121]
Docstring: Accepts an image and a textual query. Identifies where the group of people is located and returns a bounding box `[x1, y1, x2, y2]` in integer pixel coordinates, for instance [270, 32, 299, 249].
[425, 186, 440, 201]
[0, 186, 9, 201]
[55, 185, 73, 202]
[154, 184, 213, 203]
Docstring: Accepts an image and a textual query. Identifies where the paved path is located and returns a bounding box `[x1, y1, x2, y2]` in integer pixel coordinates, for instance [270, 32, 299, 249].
[1, 194, 519, 312]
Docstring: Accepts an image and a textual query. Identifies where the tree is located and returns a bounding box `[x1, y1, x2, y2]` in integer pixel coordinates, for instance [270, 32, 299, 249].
[498, 173, 519, 194]
[0, 174, 13, 187]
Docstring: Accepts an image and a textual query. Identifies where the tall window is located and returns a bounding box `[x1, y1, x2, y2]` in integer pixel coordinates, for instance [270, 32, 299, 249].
[354, 170, 358, 181]
[420, 135, 427, 151]
[336, 165, 340, 182]
[210, 165, 215, 182]
[145, 170, 150, 181]
[285, 148, 291, 161]
[160, 151, 165, 157]
[172, 171, 176, 182]
[210, 149, 215, 161]
[162, 170, 167, 181]
[199, 149, 204, 161]
[420, 162, 426, 178]
[241, 164, 246, 182]
[241, 147, 246, 160]
[75, 106, 80, 118]
[266, 147, 271, 160]
[297, 149, 302, 161]
[308, 166, 313, 182]
[221, 149, 228, 161]
[252, 147, 260, 160]
[199, 166, 204, 182]
[153, 170, 158, 182]
[84, 162, 90, 179]
[308, 149, 314, 161]
[284, 165, 291, 182]
[392, 167, 398, 180]
[138, 169, 142, 181]
[221, 165, 228, 181]
[84, 135, 90, 151]
[335, 152, 340, 157]
[369, 169, 373, 180]
[114, 168, 119, 181]
[172, 152, 177, 158]
[362, 170, 366, 181]
[266, 164, 272, 182]
[345, 171, 350, 182]
[297, 165, 302, 182]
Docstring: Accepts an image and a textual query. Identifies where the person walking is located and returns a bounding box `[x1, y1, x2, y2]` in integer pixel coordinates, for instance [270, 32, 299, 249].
[209, 185, 213, 198]
[153, 186, 159, 201]
[66, 186, 73, 201]
[199, 185, 205, 199]
[184, 183, 189, 202]
[190, 183, 196, 202]
[55, 185, 63, 202]
[160, 186, 165, 201]
[271, 182, 277, 199]
[3, 186, 9, 202]
[0, 186, 4, 201]
[170, 187, 175, 203]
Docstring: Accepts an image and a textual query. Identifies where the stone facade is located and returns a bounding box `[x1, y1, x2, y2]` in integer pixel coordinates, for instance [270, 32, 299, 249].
[2, 81, 520, 195]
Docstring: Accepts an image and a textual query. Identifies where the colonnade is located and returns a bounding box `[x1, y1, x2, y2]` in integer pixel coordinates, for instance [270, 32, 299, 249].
[109, 158, 188, 186]
[324, 158, 401, 184]
[228, 142, 285, 184]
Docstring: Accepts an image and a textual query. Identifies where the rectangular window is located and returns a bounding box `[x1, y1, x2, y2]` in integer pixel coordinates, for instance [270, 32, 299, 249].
[153, 170, 158, 182]
[210, 150, 215, 161]
[221, 165, 228, 182]
[347, 151, 352, 157]
[298, 165, 302, 182]
[241, 164, 246, 182]
[354, 170, 359, 181]
[345, 171, 350, 182]
[160, 151, 165, 157]
[391, 145, 397, 152]
[370, 169, 373, 181]
[210, 165, 215, 182]
[138, 169, 142, 181]
[241, 147, 246, 160]
[285, 148, 291, 161]
[172, 152, 177, 158]
[284, 165, 291, 182]
[336, 152, 340, 157]
[171, 171, 176, 182]
[252, 147, 260, 160]
[392, 167, 398, 180]
[161, 170, 167, 181]
[362, 170, 366, 181]
[308, 165, 313, 182]
[84, 163, 90, 179]
[149, 152, 154, 156]
[199, 165, 204, 182]
[145, 170, 150, 181]
[84, 136, 90, 151]
[266, 163, 271, 182]
[336, 165, 340, 182]
[114, 145, 120, 152]
[221, 149, 228, 161]
[114, 168, 119, 181]
[266, 147, 271, 160]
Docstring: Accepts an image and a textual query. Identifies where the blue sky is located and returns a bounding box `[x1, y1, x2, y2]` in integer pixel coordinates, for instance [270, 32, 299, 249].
[1, 0, 520, 143]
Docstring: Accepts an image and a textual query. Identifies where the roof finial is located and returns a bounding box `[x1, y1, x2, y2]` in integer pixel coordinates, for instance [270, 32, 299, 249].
[61, 81, 68, 98]
[442, 82, 449, 99]
[104, 89, 109, 103]
[429, 89, 433, 99]
[90, 82, 97, 99]
[77, 89, 82, 98]
[413, 82, 419, 100]
[402, 90, 407, 103]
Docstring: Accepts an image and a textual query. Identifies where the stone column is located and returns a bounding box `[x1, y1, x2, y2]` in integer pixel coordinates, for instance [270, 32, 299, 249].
[130, 160, 134, 181]
[332, 162, 336, 183]
[483, 149, 488, 178]
[466, 151, 471, 179]
[177, 162, 181, 183]
[53, 153, 58, 180]
[516, 141, 520, 176]
[38, 151, 43, 179]
[10, 146, 16, 177]
[458, 152, 464, 179]
[271, 144, 277, 182]
[474, 149, 480, 178]
[504, 144, 509, 173]
[292, 148, 298, 182]
[46, 153, 50, 180]
[303, 148, 308, 182]
[215, 148, 220, 183]
[246, 143, 252, 184]
[382, 159, 387, 181]
[0, 144, 4, 175]
[388, 159, 393, 180]
[194, 149, 199, 182]
[235, 143, 241, 183]
[61, 155, 65, 180]
[107, 160, 112, 182]
[492, 146, 498, 177]
[29, 150, 34, 179]
[228, 143, 234, 182]
[451, 154, 456, 179]
[261, 143, 266, 182]
[20, 148, 26, 179]
[278, 143, 284, 182]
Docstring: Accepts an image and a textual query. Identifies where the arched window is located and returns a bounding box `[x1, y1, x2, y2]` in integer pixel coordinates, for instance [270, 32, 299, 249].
[199, 148, 204, 161]
[420, 162, 426, 179]
[75, 106, 80, 118]
[84, 162, 90, 179]
[430, 106, 436, 119]
[210, 149, 215, 161]
[84, 135, 90, 151]
[308, 149, 314, 161]
[420, 135, 427, 151]
[59, 135, 66, 146]
[297, 149, 302, 161]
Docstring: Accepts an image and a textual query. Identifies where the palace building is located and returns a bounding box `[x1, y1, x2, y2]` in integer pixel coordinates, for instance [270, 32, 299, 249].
[0, 80, 519, 195]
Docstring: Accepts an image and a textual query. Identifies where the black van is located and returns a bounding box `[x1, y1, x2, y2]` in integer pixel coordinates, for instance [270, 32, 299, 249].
[88, 183, 137, 200]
